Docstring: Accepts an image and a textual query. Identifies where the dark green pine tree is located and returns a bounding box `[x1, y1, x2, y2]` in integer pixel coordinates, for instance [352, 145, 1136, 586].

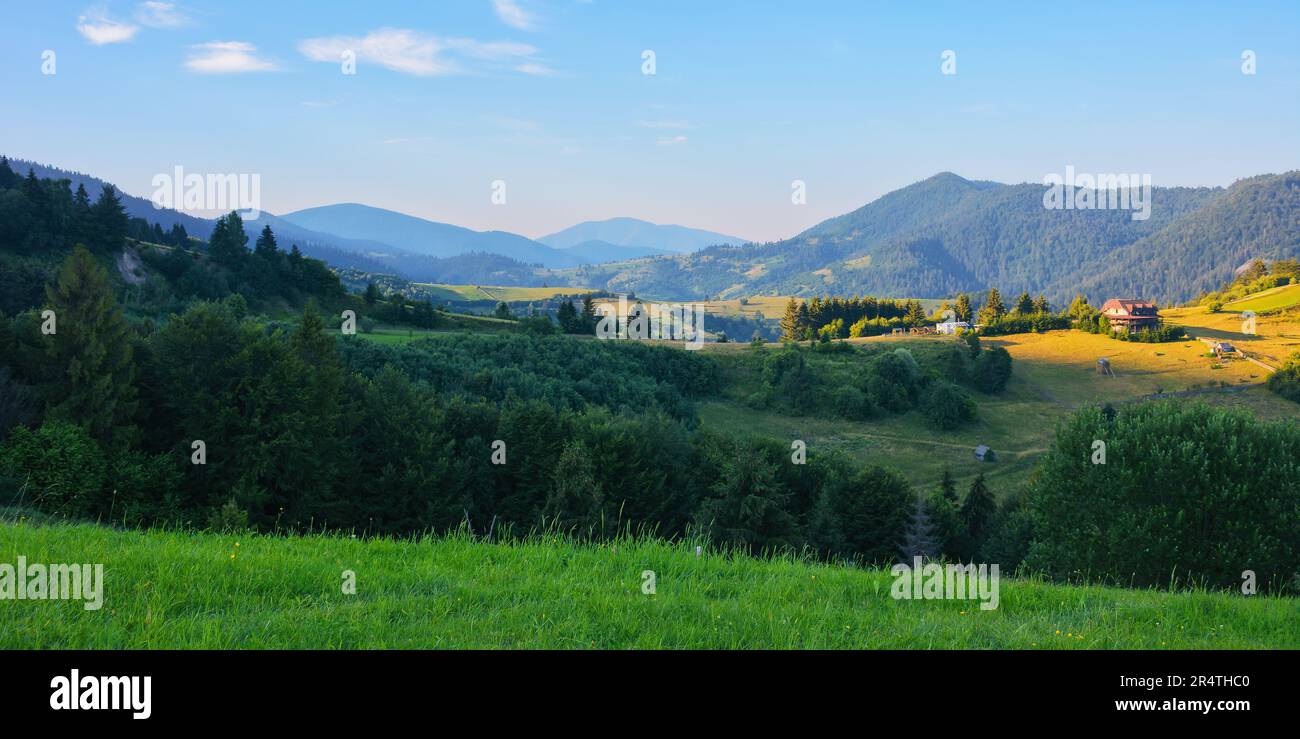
[1032, 295, 1051, 314]
[796, 301, 811, 340]
[71, 183, 93, 246]
[0, 157, 17, 189]
[897, 497, 941, 562]
[556, 300, 578, 332]
[363, 282, 380, 306]
[89, 184, 129, 252]
[938, 467, 957, 502]
[253, 224, 279, 260]
[960, 472, 997, 557]
[1014, 291, 1035, 315]
[208, 211, 248, 265]
[581, 295, 597, 333]
[44, 246, 138, 446]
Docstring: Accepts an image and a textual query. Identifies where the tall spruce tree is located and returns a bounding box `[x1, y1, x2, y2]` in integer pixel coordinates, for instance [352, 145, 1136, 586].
[1014, 291, 1035, 315]
[254, 224, 279, 259]
[779, 298, 802, 342]
[90, 185, 128, 252]
[953, 293, 973, 322]
[978, 288, 1006, 324]
[208, 211, 248, 265]
[44, 246, 138, 445]
[960, 473, 997, 557]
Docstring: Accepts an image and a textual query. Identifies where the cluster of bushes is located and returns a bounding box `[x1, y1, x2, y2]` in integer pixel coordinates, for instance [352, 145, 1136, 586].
[780, 295, 930, 341]
[1075, 312, 1186, 342]
[1268, 351, 1300, 404]
[363, 287, 441, 329]
[977, 313, 1071, 336]
[1000, 401, 1300, 594]
[744, 336, 1009, 429]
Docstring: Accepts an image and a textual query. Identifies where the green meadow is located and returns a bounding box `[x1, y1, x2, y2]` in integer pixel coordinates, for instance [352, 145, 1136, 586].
[2, 520, 1294, 649]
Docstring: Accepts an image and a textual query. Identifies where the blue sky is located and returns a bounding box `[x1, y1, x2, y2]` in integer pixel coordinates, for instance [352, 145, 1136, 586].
[1, 1, 1297, 242]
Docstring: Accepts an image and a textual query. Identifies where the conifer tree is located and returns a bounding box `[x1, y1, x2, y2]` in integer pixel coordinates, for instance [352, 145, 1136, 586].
[90, 184, 128, 252]
[208, 211, 248, 265]
[779, 298, 802, 342]
[898, 497, 940, 562]
[960, 473, 997, 556]
[254, 224, 279, 259]
[953, 293, 973, 323]
[44, 246, 138, 445]
[1014, 291, 1034, 315]
[978, 288, 1006, 324]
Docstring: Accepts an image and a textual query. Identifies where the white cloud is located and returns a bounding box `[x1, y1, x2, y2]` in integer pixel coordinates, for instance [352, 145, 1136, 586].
[76, 8, 139, 45]
[656, 135, 688, 146]
[299, 28, 547, 77]
[444, 37, 538, 60]
[491, 0, 536, 31]
[514, 62, 554, 76]
[185, 41, 277, 73]
[299, 28, 456, 75]
[135, 1, 189, 28]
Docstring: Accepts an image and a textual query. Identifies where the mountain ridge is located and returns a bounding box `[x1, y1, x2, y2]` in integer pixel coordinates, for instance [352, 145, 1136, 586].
[539, 216, 748, 253]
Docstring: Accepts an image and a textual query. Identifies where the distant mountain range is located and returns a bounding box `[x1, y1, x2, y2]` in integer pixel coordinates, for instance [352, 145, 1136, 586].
[280, 203, 585, 269]
[10, 158, 1297, 305]
[567, 171, 1300, 305]
[7, 160, 727, 281]
[538, 217, 748, 253]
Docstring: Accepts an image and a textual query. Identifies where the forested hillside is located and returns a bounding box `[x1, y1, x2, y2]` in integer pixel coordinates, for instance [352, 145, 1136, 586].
[569, 172, 1299, 305]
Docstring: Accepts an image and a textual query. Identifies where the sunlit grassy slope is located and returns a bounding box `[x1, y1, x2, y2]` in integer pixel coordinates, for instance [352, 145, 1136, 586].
[3, 521, 1294, 649]
[1164, 300, 1300, 368]
[412, 284, 596, 302]
[698, 330, 1300, 494]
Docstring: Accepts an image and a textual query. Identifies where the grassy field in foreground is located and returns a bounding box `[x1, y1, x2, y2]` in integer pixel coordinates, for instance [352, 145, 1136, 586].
[2, 521, 1295, 649]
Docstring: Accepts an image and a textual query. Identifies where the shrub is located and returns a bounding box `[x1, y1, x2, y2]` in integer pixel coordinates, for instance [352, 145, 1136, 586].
[1020, 401, 1300, 593]
[0, 421, 106, 519]
[1267, 352, 1300, 404]
[971, 346, 1013, 393]
[920, 381, 976, 430]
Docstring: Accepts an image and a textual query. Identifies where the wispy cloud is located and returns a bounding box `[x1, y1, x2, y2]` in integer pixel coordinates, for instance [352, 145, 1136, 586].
[491, 0, 536, 31]
[185, 41, 278, 73]
[134, 1, 189, 28]
[298, 28, 547, 77]
[656, 135, 688, 146]
[76, 7, 139, 45]
[514, 62, 554, 76]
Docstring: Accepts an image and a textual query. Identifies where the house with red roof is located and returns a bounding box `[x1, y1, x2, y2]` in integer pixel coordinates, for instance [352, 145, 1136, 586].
[1100, 299, 1160, 334]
